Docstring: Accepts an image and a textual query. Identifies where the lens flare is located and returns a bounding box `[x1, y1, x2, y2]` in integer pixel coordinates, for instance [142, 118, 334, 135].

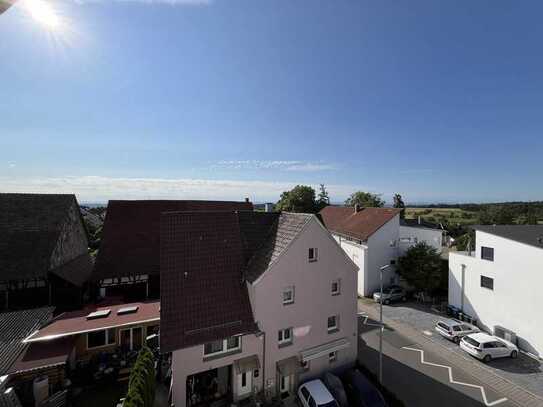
[23, 0, 60, 30]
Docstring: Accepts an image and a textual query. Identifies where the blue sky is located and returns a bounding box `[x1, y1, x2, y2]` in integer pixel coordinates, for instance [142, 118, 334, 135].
[1, 0, 542, 203]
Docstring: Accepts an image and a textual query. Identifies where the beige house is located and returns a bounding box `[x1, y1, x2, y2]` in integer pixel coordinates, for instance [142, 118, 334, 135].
[160, 211, 358, 407]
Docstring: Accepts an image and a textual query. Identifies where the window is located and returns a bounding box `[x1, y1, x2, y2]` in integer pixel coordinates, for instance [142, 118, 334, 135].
[308, 248, 318, 262]
[301, 387, 310, 401]
[481, 276, 494, 290]
[87, 329, 116, 349]
[390, 259, 396, 265]
[331, 279, 341, 296]
[203, 336, 242, 357]
[283, 286, 295, 305]
[241, 372, 247, 387]
[481, 246, 494, 261]
[120, 327, 143, 351]
[278, 328, 293, 346]
[327, 315, 339, 333]
[329, 351, 337, 363]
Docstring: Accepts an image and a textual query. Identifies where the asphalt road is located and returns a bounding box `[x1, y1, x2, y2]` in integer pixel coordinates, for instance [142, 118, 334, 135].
[358, 315, 517, 407]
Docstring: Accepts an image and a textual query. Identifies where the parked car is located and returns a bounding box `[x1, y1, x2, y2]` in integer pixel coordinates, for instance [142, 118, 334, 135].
[435, 318, 479, 344]
[343, 369, 387, 407]
[322, 372, 349, 407]
[298, 380, 339, 407]
[460, 333, 519, 363]
[372, 286, 406, 305]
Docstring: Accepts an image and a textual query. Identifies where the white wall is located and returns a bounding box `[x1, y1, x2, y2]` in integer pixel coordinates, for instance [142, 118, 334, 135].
[334, 237, 367, 296]
[249, 217, 358, 394]
[449, 231, 543, 357]
[399, 225, 443, 255]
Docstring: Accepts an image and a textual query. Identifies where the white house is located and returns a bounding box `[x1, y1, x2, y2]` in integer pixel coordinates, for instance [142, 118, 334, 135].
[160, 211, 359, 407]
[319, 206, 402, 297]
[449, 225, 543, 358]
[399, 218, 445, 255]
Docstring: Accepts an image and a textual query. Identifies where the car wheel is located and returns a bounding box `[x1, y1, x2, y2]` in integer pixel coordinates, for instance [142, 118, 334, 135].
[483, 355, 492, 363]
[511, 350, 518, 359]
[453, 336, 460, 344]
[384, 299, 390, 305]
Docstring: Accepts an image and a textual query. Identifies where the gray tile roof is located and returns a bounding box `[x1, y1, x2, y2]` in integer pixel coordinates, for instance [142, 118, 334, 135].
[0, 307, 54, 375]
[473, 225, 543, 249]
[245, 212, 313, 283]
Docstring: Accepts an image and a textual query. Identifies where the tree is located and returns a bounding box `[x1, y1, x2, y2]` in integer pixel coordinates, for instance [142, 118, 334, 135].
[124, 346, 156, 407]
[275, 185, 318, 213]
[393, 193, 406, 218]
[345, 191, 385, 208]
[396, 242, 444, 294]
[479, 205, 515, 225]
[317, 184, 330, 211]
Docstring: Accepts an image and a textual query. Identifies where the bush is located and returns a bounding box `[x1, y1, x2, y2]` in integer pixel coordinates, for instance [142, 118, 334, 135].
[124, 347, 156, 407]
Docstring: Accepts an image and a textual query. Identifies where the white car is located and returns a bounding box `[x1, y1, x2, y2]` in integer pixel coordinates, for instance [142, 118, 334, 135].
[298, 379, 339, 407]
[435, 319, 479, 344]
[460, 333, 519, 363]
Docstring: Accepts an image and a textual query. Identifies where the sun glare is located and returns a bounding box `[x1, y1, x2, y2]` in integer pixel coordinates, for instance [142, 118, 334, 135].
[23, 0, 60, 30]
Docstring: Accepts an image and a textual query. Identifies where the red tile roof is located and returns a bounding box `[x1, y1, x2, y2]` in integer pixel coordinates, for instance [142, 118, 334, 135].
[93, 200, 253, 280]
[25, 301, 160, 342]
[10, 336, 75, 374]
[319, 206, 401, 242]
[160, 212, 260, 353]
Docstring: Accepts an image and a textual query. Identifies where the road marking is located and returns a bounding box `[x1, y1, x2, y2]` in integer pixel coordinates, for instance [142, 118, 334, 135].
[422, 330, 433, 336]
[402, 346, 508, 406]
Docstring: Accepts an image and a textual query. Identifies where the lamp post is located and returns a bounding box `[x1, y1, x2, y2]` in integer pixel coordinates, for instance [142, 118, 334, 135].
[379, 264, 390, 385]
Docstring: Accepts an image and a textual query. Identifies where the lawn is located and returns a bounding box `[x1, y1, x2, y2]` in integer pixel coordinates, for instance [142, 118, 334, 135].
[405, 207, 479, 226]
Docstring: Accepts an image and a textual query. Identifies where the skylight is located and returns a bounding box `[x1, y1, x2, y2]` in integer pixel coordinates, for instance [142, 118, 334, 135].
[117, 306, 139, 315]
[86, 309, 111, 320]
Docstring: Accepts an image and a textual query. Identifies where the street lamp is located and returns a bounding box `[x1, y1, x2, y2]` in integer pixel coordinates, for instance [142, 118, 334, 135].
[378, 264, 390, 385]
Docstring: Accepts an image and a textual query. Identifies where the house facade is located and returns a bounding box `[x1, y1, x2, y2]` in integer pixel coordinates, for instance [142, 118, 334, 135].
[449, 225, 543, 358]
[399, 218, 444, 255]
[319, 206, 401, 297]
[160, 211, 358, 407]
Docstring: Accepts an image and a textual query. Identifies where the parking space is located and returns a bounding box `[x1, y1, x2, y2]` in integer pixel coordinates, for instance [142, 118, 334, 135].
[359, 298, 543, 400]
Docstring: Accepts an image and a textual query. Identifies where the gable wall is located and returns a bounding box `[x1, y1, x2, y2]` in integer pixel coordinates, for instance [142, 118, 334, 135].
[49, 202, 88, 270]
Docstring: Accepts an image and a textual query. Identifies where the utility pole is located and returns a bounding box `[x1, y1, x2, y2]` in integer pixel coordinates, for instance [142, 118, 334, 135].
[379, 264, 390, 385]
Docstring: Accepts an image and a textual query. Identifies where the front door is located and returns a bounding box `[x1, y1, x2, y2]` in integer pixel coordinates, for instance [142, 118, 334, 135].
[238, 371, 252, 397]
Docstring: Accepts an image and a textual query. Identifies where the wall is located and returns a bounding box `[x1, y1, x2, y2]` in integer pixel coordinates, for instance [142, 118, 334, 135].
[449, 231, 543, 357]
[249, 218, 358, 396]
[170, 334, 264, 407]
[399, 226, 443, 255]
[334, 236, 367, 296]
[365, 215, 400, 296]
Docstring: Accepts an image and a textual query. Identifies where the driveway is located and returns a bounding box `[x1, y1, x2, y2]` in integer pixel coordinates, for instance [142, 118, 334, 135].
[358, 298, 543, 407]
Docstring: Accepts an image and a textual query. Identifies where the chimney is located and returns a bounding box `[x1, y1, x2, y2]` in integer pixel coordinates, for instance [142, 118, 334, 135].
[244, 197, 250, 203]
[354, 204, 362, 213]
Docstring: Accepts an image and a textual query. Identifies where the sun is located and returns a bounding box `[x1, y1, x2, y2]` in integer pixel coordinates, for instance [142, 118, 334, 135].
[22, 0, 60, 30]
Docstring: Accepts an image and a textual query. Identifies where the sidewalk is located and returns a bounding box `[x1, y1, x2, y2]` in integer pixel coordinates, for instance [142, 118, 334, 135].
[358, 300, 543, 407]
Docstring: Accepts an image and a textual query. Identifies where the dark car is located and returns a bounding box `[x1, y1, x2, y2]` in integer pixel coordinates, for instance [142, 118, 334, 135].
[322, 372, 349, 407]
[343, 369, 387, 407]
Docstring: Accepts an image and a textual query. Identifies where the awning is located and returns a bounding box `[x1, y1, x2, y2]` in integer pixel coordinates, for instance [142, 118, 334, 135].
[276, 356, 299, 376]
[234, 355, 260, 375]
[300, 338, 350, 362]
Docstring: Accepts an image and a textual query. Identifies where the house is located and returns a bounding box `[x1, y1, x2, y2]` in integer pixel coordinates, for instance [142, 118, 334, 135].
[319, 205, 402, 297]
[399, 217, 445, 255]
[160, 211, 358, 407]
[0, 193, 93, 311]
[448, 225, 543, 358]
[92, 199, 253, 301]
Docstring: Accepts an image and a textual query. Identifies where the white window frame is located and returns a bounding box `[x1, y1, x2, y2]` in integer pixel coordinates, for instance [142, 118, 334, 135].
[119, 326, 144, 351]
[278, 328, 293, 345]
[282, 286, 295, 305]
[308, 248, 318, 262]
[327, 315, 339, 333]
[203, 336, 242, 357]
[86, 328, 116, 350]
[331, 279, 341, 296]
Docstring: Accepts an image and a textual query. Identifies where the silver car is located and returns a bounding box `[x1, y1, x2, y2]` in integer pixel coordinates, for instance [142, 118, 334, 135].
[460, 333, 519, 363]
[372, 286, 407, 305]
[435, 319, 479, 344]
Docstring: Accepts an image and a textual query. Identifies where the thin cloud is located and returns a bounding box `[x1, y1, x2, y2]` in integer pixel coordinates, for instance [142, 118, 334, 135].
[213, 160, 337, 173]
[0, 175, 366, 203]
[7, 162, 16, 168]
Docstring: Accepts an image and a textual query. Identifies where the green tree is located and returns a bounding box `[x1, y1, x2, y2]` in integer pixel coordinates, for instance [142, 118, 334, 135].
[317, 184, 330, 211]
[479, 205, 515, 225]
[276, 185, 318, 213]
[393, 193, 406, 218]
[345, 191, 385, 208]
[124, 346, 156, 407]
[396, 242, 444, 294]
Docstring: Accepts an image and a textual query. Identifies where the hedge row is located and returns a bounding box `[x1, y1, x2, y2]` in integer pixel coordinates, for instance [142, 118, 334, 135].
[123, 347, 156, 407]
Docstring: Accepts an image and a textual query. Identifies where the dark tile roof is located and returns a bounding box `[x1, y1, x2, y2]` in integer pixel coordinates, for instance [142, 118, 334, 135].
[319, 206, 401, 242]
[400, 218, 444, 230]
[160, 212, 258, 352]
[0, 194, 79, 282]
[93, 200, 253, 280]
[473, 225, 543, 249]
[0, 307, 54, 375]
[49, 253, 93, 287]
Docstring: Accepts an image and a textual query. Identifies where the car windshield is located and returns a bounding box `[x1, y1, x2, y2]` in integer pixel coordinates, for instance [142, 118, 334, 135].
[463, 337, 480, 347]
[319, 402, 339, 407]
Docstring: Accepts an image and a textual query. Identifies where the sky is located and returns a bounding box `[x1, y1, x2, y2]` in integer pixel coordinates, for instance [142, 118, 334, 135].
[1, 0, 543, 204]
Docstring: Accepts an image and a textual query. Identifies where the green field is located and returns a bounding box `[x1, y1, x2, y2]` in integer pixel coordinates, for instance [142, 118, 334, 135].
[405, 207, 479, 226]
